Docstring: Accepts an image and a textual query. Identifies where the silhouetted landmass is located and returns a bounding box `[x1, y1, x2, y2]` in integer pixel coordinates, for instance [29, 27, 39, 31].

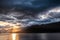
[24, 22, 60, 33]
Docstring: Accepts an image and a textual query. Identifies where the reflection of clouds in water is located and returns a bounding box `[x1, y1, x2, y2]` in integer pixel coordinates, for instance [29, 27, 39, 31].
[0, 7, 60, 27]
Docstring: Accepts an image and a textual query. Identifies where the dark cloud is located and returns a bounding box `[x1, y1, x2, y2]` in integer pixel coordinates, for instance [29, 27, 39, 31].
[0, 0, 59, 11]
[0, 0, 60, 27]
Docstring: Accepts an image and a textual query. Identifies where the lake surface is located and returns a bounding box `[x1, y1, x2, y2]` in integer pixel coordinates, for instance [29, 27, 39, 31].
[0, 33, 60, 40]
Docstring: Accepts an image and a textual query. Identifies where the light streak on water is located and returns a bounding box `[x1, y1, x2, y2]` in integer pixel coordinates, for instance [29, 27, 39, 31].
[0, 33, 60, 40]
[12, 33, 16, 40]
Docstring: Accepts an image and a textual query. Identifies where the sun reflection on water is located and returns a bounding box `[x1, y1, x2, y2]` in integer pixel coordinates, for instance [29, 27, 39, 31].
[12, 33, 19, 40]
[12, 33, 16, 40]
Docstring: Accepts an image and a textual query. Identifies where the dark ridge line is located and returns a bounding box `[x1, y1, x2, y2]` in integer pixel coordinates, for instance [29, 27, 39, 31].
[23, 22, 60, 33]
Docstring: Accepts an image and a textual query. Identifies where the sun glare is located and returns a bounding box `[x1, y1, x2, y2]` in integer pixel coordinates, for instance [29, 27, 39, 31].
[12, 33, 16, 40]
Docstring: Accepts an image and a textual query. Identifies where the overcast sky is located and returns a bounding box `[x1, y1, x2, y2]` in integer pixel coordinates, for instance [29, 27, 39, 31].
[0, 0, 60, 10]
[0, 0, 60, 27]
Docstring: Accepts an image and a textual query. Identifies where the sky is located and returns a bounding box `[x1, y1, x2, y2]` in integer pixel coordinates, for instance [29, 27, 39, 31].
[0, 0, 60, 27]
[0, 0, 60, 10]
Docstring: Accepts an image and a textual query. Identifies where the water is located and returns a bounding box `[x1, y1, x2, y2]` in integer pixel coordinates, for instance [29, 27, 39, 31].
[0, 33, 60, 40]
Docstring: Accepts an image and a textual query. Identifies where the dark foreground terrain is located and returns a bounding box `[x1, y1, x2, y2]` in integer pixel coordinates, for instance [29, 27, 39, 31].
[24, 22, 60, 33]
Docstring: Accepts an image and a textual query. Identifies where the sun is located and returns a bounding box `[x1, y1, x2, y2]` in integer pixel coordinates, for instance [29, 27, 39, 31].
[0, 21, 22, 32]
